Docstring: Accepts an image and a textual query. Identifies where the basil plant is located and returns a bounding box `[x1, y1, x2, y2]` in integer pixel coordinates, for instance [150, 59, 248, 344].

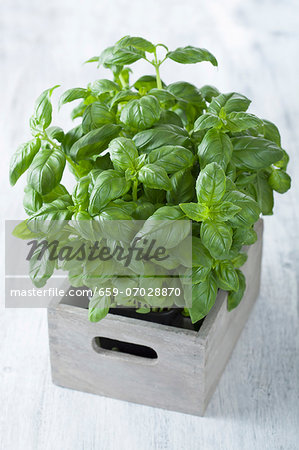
[9, 36, 291, 324]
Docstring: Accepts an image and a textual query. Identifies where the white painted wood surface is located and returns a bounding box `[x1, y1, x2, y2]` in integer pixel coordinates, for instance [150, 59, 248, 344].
[0, 0, 298, 449]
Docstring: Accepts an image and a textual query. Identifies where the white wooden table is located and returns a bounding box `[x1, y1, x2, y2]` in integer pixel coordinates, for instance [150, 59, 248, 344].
[0, 0, 298, 448]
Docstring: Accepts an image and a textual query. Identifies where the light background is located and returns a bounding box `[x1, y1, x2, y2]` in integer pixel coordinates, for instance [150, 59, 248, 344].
[1, 0, 298, 449]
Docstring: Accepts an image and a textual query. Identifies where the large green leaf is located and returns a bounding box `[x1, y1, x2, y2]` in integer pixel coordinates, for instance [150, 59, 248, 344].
[133, 125, 190, 153]
[193, 114, 222, 131]
[166, 169, 195, 204]
[88, 170, 131, 215]
[268, 169, 291, 194]
[82, 102, 115, 132]
[23, 186, 42, 215]
[255, 171, 274, 215]
[231, 136, 283, 170]
[138, 164, 171, 190]
[227, 269, 246, 311]
[30, 85, 59, 131]
[70, 124, 121, 161]
[148, 145, 194, 173]
[9, 138, 41, 185]
[167, 46, 218, 66]
[200, 221, 233, 259]
[224, 112, 262, 132]
[223, 190, 260, 227]
[196, 162, 226, 205]
[198, 129, 233, 170]
[189, 274, 218, 323]
[120, 95, 161, 130]
[27, 147, 66, 195]
[214, 261, 239, 291]
[109, 137, 138, 172]
[59, 88, 88, 108]
[99, 45, 145, 67]
[208, 92, 251, 115]
[117, 35, 156, 53]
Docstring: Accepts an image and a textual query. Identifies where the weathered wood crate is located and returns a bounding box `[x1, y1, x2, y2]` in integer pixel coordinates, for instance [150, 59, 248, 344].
[48, 219, 263, 416]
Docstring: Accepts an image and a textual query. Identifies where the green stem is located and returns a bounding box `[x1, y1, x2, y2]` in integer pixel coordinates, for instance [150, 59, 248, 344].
[155, 65, 162, 90]
[132, 179, 138, 202]
[119, 73, 127, 89]
[153, 48, 162, 90]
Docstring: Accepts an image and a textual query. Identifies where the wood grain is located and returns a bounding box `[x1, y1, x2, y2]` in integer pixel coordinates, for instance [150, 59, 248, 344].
[1, 0, 299, 449]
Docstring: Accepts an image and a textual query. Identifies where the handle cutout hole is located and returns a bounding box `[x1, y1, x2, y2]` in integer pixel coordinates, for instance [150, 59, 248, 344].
[92, 336, 158, 360]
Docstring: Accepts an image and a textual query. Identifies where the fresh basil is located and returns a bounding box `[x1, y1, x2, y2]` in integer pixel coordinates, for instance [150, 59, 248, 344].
[10, 35, 291, 324]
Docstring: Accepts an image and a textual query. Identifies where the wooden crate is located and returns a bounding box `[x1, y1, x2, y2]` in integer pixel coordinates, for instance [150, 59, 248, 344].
[48, 219, 263, 416]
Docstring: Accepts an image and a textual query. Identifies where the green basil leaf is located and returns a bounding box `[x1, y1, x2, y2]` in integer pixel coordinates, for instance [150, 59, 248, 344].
[192, 236, 213, 268]
[262, 119, 281, 146]
[196, 162, 226, 205]
[201, 221, 233, 258]
[192, 266, 211, 284]
[148, 88, 177, 106]
[167, 46, 218, 66]
[255, 171, 274, 215]
[59, 88, 88, 108]
[88, 170, 131, 215]
[223, 190, 260, 227]
[273, 150, 289, 170]
[27, 147, 66, 195]
[134, 75, 164, 92]
[9, 138, 41, 186]
[193, 114, 222, 131]
[233, 226, 257, 248]
[133, 125, 191, 153]
[148, 145, 194, 173]
[208, 92, 251, 115]
[224, 112, 262, 132]
[31, 85, 59, 130]
[231, 136, 283, 170]
[62, 125, 83, 156]
[89, 293, 110, 322]
[198, 129, 233, 170]
[88, 79, 120, 97]
[167, 81, 204, 105]
[70, 124, 121, 161]
[43, 184, 70, 203]
[99, 45, 145, 67]
[180, 202, 209, 222]
[209, 201, 242, 221]
[109, 137, 138, 172]
[27, 198, 73, 235]
[117, 35, 155, 53]
[82, 102, 115, 133]
[189, 274, 218, 323]
[232, 252, 248, 268]
[137, 205, 188, 249]
[29, 246, 55, 288]
[226, 161, 237, 182]
[227, 269, 246, 311]
[268, 169, 291, 194]
[110, 89, 140, 107]
[72, 175, 90, 209]
[23, 186, 43, 215]
[156, 110, 183, 128]
[47, 126, 65, 143]
[166, 169, 195, 204]
[215, 261, 239, 291]
[199, 85, 220, 102]
[138, 164, 171, 190]
[12, 220, 38, 240]
[120, 95, 161, 130]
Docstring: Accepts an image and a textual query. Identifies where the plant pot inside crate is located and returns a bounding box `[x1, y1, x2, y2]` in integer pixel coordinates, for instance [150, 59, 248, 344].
[48, 219, 263, 416]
